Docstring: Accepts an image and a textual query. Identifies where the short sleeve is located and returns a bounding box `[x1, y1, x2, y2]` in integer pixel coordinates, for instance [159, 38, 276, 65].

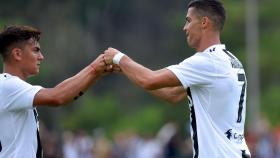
[0, 76, 42, 111]
[167, 54, 216, 89]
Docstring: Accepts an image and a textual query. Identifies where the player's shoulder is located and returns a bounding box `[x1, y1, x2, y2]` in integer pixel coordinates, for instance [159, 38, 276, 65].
[203, 44, 241, 66]
[189, 44, 227, 60]
[0, 73, 23, 84]
[177, 54, 216, 76]
[183, 52, 214, 68]
[1, 73, 31, 91]
[183, 52, 209, 64]
[0, 73, 18, 79]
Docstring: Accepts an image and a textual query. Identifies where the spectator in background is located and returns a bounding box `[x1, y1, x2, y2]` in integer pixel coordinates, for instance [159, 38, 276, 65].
[63, 131, 78, 158]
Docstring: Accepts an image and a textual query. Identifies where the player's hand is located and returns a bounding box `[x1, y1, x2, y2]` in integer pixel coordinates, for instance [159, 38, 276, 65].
[101, 64, 122, 76]
[90, 54, 107, 76]
[112, 64, 122, 73]
[103, 47, 120, 65]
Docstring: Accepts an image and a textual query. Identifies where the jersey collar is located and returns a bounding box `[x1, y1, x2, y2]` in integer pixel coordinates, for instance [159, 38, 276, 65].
[1, 73, 14, 79]
[203, 44, 226, 53]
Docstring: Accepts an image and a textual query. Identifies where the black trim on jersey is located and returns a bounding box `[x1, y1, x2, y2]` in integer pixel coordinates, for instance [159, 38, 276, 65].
[33, 109, 39, 122]
[241, 150, 251, 158]
[33, 109, 43, 158]
[187, 88, 199, 158]
[223, 49, 235, 59]
[222, 49, 243, 69]
[36, 130, 42, 158]
[187, 87, 193, 100]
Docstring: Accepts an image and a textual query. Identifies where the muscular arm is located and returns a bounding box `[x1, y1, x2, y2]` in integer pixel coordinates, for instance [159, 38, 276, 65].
[33, 54, 106, 107]
[149, 86, 187, 104]
[104, 48, 186, 104]
[117, 56, 182, 90]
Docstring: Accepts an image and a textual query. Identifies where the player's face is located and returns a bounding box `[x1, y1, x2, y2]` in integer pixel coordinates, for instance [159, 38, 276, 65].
[20, 39, 44, 78]
[183, 7, 203, 50]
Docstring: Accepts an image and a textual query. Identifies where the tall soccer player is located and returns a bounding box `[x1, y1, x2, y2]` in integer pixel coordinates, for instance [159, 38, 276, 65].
[0, 25, 110, 158]
[104, 0, 251, 157]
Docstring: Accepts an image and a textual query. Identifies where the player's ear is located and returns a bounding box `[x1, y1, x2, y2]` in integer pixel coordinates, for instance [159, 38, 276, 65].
[201, 16, 210, 29]
[11, 48, 23, 61]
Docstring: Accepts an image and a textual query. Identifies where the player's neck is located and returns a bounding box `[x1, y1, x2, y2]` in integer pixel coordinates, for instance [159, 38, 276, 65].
[196, 32, 221, 52]
[3, 63, 27, 80]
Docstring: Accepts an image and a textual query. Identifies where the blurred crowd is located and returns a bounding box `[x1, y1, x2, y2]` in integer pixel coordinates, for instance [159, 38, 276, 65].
[40, 119, 280, 158]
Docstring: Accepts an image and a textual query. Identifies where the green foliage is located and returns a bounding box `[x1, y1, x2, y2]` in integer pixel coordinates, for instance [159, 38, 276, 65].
[111, 105, 164, 135]
[260, 29, 280, 76]
[222, 1, 245, 55]
[60, 94, 163, 136]
[60, 94, 121, 132]
[1, 0, 280, 133]
[0, 18, 26, 27]
[0, 58, 2, 70]
[261, 86, 280, 127]
[59, 93, 188, 136]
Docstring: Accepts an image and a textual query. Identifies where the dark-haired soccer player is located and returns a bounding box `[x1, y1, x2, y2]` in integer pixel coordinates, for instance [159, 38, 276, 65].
[104, 0, 251, 157]
[0, 25, 109, 158]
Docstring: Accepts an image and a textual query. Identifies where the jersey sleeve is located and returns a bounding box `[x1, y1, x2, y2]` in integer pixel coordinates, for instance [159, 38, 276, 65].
[1, 76, 42, 111]
[167, 54, 216, 89]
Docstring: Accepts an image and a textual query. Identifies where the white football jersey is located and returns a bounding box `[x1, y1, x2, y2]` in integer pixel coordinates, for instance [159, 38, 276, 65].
[0, 73, 42, 158]
[167, 44, 251, 158]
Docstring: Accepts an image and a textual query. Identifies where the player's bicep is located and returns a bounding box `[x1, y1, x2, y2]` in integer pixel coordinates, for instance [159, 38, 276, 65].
[149, 86, 187, 104]
[163, 86, 187, 103]
[150, 68, 183, 89]
[33, 88, 61, 107]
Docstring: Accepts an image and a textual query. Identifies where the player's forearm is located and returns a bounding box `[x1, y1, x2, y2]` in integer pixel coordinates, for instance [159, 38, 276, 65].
[119, 56, 160, 90]
[34, 54, 106, 106]
[55, 66, 99, 103]
[34, 65, 100, 106]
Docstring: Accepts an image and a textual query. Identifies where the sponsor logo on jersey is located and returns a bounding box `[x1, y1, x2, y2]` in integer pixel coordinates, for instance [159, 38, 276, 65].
[225, 129, 233, 140]
[225, 129, 244, 143]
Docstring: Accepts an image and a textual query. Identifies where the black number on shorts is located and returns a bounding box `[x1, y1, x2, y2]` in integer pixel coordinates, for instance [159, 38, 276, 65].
[237, 74, 246, 123]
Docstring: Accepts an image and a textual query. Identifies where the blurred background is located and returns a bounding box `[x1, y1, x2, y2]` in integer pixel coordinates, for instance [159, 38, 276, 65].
[1, 0, 280, 157]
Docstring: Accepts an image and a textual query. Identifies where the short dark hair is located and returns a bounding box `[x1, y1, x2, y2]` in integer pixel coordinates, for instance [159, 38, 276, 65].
[187, 0, 226, 31]
[0, 25, 41, 59]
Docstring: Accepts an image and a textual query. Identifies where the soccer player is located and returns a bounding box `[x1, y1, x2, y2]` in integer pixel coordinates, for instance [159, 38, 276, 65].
[0, 25, 109, 158]
[103, 0, 251, 157]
